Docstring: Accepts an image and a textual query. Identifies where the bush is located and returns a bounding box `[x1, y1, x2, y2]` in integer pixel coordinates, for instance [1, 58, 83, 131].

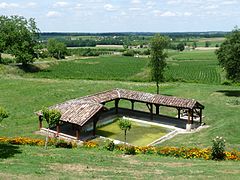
[0, 106, 9, 122]
[211, 136, 226, 160]
[124, 145, 136, 155]
[55, 139, 74, 148]
[105, 140, 115, 151]
[122, 50, 135, 56]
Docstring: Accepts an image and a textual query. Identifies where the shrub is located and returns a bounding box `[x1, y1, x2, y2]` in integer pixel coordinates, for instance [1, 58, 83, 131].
[0, 106, 9, 122]
[105, 140, 115, 151]
[124, 145, 136, 155]
[55, 139, 73, 148]
[211, 136, 226, 160]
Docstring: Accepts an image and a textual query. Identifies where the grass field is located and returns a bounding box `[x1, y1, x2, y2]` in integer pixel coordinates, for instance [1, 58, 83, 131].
[0, 145, 240, 179]
[96, 120, 169, 146]
[0, 77, 239, 149]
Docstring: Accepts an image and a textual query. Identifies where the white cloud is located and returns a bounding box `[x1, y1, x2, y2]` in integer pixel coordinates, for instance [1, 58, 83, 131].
[54, 1, 69, 7]
[25, 2, 37, 8]
[183, 12, 192, 16]
[104, 4, 116, 11]
[129, 7, 142, 11]
[46, 11, 61, 18]
[131, 0, 141, 4]
[0, 2, 19, 9]
[221, 0, 238, 5]
[154, 10, 176, 17]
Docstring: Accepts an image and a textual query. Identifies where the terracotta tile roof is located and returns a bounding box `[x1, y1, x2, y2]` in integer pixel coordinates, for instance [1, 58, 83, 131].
[40, 88, 204, 126]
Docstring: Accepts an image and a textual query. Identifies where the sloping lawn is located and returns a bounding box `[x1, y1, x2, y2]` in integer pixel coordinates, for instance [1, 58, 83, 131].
[97, 120, 170, 146]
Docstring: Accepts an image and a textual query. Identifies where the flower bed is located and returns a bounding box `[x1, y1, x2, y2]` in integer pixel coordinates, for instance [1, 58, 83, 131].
[1, 137, 239, 161]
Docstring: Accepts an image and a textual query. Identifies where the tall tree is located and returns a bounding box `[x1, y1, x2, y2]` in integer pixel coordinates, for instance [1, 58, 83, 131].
[149, 34, 169, 94]
[0, 15, 39, 65]
[216, 27, 240, 82]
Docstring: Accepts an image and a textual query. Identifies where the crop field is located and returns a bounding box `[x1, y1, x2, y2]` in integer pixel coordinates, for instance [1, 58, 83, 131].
[166, 60, 221, 84]
[21, 50, 223, 84]
[27, 56, 150, 82]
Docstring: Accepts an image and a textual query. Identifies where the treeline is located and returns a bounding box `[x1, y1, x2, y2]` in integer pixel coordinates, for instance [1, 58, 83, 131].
[40, 31, 228, 39]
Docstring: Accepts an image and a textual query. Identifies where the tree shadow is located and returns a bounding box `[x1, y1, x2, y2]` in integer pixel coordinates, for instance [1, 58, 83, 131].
[0, 143, 22, 159]
[17, 64, 50, 73]
[216, 90, 240, 97]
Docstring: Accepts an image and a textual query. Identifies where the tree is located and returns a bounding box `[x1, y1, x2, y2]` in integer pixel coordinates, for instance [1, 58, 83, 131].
[0, 15, 39, 65]
[118, 119, 132, 144]
[149, 34, 169, 94]
[176, 43, 185, 51]
[47, 39, 67, 59]
[216, 28, 240, 82]
[0, 106, 9, 124]
[205, 41, 211, 47]
[42, 107, 61, 149]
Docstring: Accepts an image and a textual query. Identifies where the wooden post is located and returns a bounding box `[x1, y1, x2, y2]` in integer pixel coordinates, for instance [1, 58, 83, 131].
[56, 122, 60, 136]
[76, 126, 81, 140]
[191, 109, 194, 124]
[155, 105, 160, 115]
[93, 119, 97, 136]
[131, 100, 135, 111]
[187, 109, 191, 124]
[200, 109, 202, 125]
[115, 99, 119, 114]
[177, 108, 181, 120]
[150, 103, 153, 120]
[39, 116, 43, 129]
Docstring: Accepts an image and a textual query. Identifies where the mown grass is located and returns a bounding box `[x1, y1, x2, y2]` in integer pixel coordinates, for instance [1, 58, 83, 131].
[0, 77, 239, 149]
[97, 120, 169, 146]
[0, 145, 239, 179]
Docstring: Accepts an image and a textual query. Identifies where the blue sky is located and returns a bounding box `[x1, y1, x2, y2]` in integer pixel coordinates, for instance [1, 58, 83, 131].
[0, 0, 239, 32]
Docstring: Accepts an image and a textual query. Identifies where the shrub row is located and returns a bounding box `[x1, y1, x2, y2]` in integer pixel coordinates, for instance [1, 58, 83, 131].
[1, 137, 239, 161]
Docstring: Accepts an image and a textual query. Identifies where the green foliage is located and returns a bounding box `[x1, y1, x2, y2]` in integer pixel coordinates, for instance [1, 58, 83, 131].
[205, 41, 211, 47]
[0, 15, 39, 64]
[0, 106, 9, 122]
[55, 139, 75, 149]
[211, 136, 226, 160]
[124, 145, 136, 155]
[118, 119, 132, 144]
[42, 107, 61, 128]
[150, 34, 170, 94]
[104, 140, 115, 151]
[122, 49, 135, 56]
[47, 38, 67, 59]
[176, 43, 185, 51]
[216, 28, 240, 82]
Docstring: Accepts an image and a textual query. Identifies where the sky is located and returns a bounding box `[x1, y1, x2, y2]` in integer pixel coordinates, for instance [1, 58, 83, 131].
[0, 0, 240, 32]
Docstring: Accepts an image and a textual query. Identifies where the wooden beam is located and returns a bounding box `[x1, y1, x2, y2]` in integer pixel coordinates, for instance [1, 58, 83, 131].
[56, 122, 60, 136]
[177, 108, 181, 120]
[200, 109, 202, 125]
[150, 103, 153, 120]
[191, 109, 194, 124]
[93, 119, 97, 136]
[131, 100, 135, 111]
[155, 105, 160, 115]
[187, 109, 191, 124]
[39, 116, 43, 130]
[115, 99, 120, 114]
[76, 126, 81, 140]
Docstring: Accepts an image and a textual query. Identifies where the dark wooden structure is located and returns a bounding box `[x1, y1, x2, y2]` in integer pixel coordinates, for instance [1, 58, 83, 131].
[37, 88, 204, 140]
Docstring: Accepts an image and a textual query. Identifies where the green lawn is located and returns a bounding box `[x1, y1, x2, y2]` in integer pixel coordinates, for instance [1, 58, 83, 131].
[97, 120, 169, 146]
[0, 145, 239, 179]
[0, 77, 239, 149]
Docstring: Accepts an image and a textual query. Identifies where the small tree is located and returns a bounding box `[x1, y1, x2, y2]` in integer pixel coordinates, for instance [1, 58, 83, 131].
[176, 43, 185, 51]
[47, 39, 67, 59]
[42, 107, 61, 149]
[149, 34, 169, 94]
[211, 136, 226, 160]
[118, 119, 132, 144]
[0, 106, 9, 125]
